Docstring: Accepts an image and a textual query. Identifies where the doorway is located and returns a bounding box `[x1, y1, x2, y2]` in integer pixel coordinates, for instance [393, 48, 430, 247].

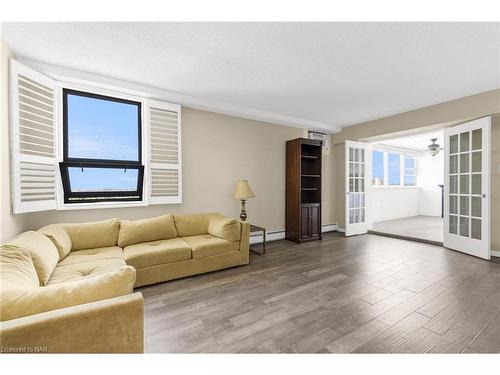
[367, 130, 445, 245]
[345, 117, 492, 260]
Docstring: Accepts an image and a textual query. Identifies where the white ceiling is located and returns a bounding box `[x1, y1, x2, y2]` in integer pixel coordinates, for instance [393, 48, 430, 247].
[2, 22, 499, 132]
[374, 130, 444, 151]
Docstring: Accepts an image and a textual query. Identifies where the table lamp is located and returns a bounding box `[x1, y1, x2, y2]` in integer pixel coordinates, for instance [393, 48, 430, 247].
[233, 180, 255, 221]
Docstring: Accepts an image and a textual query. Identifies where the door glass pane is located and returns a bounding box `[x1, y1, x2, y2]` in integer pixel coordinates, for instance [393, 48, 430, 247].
[460, 132, 470, 152]
[349, 148, 354, 162]
[450, 195, 457, 215]
[354, 178, 359, 192]
[349, 178, 354, 192]
[349, 163, 354, 177]
[471, 152, 482, 173]
[354, 149, 359, 162]
[450, 215, 458, 234]
[460, 196, 469, 216]
[472, 129, 482, 151]
[360, 149, 365, 163]
[359, 163, 365, 177]
[450, 134, 459, 154]
[471, 197, 481, 218]
[349, 193, 354, 208]
[450, 155, 458, 174]
[354, 163, 359, 177]
[360, 194, 365, 208]
[471, 175, 481, 195]
[354, 193, 360, 208]
[460, 153, 469, 173]
[360, 179, 365, 193]
[349, 209, 354, 224]
[450, 175, 458, 194]
[360, 208, 365, 222]
[471, 218, 481, 240]
[460, 216, 469, 237]
[460, 175, 469, 194]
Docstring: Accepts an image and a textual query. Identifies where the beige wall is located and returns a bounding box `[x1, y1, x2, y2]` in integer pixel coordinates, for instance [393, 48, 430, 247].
[24, 108, 336, 234]
[0, 39, 28, 242]
[333, 91, 500, 252]
[333, 89, 500, 144]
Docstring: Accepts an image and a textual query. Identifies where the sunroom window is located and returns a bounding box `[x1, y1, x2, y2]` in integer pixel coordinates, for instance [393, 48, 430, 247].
[404, 157, 416, 186]
[59, 89, 144, 203]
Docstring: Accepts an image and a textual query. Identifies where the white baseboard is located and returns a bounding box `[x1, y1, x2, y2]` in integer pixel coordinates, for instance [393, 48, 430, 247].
[249, 223, 338, 245]
[491, 250, 500, 258]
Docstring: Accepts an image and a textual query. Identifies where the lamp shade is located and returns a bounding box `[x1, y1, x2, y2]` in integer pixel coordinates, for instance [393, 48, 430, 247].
[233, 180, 255, 200]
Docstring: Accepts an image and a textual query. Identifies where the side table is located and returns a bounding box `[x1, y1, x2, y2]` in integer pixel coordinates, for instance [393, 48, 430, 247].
[249, 224, 266, 255]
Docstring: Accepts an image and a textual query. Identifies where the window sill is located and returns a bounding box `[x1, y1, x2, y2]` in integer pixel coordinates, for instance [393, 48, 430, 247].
[57, 200, 148, 211]
[371, 185, 420, 189]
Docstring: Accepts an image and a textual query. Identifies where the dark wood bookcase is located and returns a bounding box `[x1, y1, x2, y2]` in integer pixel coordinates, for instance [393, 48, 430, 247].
[285, 138, 322, 243]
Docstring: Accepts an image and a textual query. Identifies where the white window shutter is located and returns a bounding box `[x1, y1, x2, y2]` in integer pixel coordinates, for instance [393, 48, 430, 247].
[10, 60, 57, 213]
[147, 99, 182, 204]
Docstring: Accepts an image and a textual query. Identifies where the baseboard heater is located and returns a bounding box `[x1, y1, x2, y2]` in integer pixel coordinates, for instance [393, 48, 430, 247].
[249, 223, 338, 245]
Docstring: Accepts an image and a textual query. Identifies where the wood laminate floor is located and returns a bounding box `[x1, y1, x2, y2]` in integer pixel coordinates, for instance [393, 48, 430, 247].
[138, 232, 500, 353]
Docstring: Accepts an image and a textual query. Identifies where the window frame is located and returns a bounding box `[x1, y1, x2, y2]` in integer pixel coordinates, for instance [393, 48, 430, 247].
[59, 88, 145, 204]
[403, 156, 417, 186]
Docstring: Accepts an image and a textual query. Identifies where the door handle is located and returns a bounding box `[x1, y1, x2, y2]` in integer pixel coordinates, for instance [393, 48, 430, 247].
[482, 194, 486, 198]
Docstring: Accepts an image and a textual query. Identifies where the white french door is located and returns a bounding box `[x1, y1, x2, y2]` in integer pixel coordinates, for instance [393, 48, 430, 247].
[444, 117, 491, 259]
[345, 141, 372, 236]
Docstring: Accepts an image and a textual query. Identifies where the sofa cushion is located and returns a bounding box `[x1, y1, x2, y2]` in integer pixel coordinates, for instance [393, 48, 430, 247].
[118, 214, 177, 247]
[181, 234, 240, 259]
[48, 258, 127, 285]
[173, 213, 218, 237]
[0, 246, 39, 289]
[57, 246, 125, 267]
[4, 231, 59, 286]
[0, 266, 135, 321]
[64, 218, 120, 251]
[208, 215, 241, 242]
[124, 238, 191, 269]
[38, 224, 72, 260]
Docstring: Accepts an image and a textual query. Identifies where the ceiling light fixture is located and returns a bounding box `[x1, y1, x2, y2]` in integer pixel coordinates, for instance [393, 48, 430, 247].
[428, 138, 440, 156]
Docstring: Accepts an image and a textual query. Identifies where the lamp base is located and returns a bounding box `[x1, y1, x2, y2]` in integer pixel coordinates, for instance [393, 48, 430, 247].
[240, 200, 247, 221]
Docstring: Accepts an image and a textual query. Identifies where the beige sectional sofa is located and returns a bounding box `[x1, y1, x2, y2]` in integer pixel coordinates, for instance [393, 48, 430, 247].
[0, 212, 250, 353]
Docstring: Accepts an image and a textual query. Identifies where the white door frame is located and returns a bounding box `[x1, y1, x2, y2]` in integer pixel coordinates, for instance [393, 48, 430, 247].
[443, 116, 491, 260]
[344, 140, 372, 236]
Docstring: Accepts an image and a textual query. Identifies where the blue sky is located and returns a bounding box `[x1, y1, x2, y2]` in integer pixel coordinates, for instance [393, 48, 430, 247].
[67, 94, 140, 191]
[373, 151, 404, 185]
[388, 153, 400, 185]
[372, 151, 384, 180]
[67, 94, 139, 161]
[69, 167, 138, 192]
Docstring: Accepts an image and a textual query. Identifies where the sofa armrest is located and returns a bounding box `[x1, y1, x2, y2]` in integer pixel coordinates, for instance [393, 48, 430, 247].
[239, 221, 250, 264]
[0, 292, 144, 353]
